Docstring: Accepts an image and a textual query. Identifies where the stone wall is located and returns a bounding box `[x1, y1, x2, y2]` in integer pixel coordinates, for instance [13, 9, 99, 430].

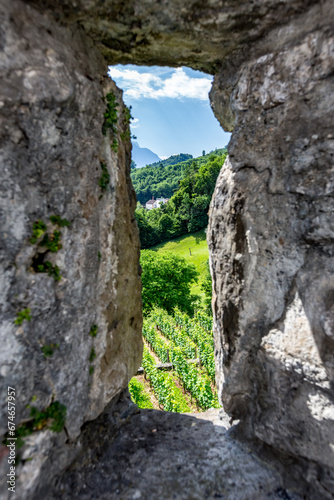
[208, 4, 334, 496]
[0, 0, 333, 498]
[0, 1, 142, 497]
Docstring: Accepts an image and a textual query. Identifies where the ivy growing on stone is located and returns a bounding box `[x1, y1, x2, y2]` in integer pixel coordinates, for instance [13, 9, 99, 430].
[30, 220, 47, 244]
[36, 261, 61, 282]
[99, 162, 110, 191]
[3, 401, 67, 449]
[89, 348, 96, 363]
[39, 231, 62, 253]
[30, 216, 70, 281]
[120, 105, 137, 142]
[111, 138, 118, 152]
[89, 347, 96, 376]
[102, 92, 118, 136]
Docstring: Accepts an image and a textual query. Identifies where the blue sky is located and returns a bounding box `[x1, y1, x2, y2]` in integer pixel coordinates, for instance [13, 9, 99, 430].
[108, 65, 231, 159]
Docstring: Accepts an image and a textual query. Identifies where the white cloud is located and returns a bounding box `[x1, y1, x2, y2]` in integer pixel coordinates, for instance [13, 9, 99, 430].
[108, 67, 212, 101]
[131, 117, 139, 128]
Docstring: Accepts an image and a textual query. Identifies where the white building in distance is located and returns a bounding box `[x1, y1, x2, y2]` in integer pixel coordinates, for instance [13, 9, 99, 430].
[145, 197, 169, 210]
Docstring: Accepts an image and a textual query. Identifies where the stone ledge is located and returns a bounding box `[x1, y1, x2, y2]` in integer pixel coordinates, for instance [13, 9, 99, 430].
[50, 404, 301, 500]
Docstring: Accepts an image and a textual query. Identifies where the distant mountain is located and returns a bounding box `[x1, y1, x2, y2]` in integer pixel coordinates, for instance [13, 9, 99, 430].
[132, 142, 161, 168]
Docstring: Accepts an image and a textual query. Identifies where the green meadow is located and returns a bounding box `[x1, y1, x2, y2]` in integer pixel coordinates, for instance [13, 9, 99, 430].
[150, 229, 209, 300]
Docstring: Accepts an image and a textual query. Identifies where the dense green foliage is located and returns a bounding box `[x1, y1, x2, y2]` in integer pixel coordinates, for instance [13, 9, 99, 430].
[173, 308, 215, 380]
[146, 153, 193, 169]
[132, 162, 184, 204]
[130, 148, 224, 412]
[142, 308, 219, 410]
[142, 346, 190, 412]
[131, 149, 226, 206]
[12, 401, 67, 448]
[99, 162, 110, 191]
[135, 149, 227, 248]
[131, 153, 194, 204]
[102, 92, 118, 136]
[140, 251, 199, 315]
[151, 308, 215, 382]
[150, 230, 211, 311]
[144, 315, 196, 359]
[143, 322, 170, 362]
[36, 261, 61, 281]
[200, 260, 213, 314]
[30, 220, 47, 244]
[128, 377, 154, 409]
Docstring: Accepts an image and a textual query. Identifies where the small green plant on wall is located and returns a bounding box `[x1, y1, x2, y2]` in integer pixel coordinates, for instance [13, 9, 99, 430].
[12, 401, 67, 448]
[99, 162, 110, 191]
[89, 325, 98, 338]
[30, 221, 47, 244]
[41, 343, 59, 358]
[102, 92, 118, 136]
[49, 215, 70, 228]
[14, 308, 31, 325]
[89, 348, 96, 363]
[88, 347, 96, 377]
[39, 231, 62, 253]
[120, 105, 137, 142]
[37, 261, 61, 282]
[111, 139, 118, 152]
[30, 215, 70, 282]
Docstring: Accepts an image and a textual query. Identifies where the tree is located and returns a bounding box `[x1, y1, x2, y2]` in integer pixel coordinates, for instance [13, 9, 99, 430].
[140, 251, 199, 315]
[158, 214, 174, 234]
[134, 151, 227, 248]
[131, 160, 137, 170]
[200, 259, 213, 315]
[187, 194, 210, 232]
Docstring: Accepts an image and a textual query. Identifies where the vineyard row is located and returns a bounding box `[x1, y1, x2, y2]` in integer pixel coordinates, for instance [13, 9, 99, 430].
[141, 308, 219, 411]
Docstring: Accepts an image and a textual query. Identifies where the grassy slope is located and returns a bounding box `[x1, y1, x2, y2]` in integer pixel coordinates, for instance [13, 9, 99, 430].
[150, 229, 209, 300]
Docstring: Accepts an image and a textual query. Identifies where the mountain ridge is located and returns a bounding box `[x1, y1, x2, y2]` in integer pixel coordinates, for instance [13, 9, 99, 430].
[132, 141, 161, 168]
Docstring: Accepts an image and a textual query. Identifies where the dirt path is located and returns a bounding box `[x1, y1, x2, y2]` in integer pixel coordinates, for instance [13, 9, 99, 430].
[136, 374, 161, 410]
[143, 339, 200, 413]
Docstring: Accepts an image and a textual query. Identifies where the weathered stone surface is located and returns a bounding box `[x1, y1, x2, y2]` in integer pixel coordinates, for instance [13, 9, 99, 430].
[0, 1, 142, 497]
[0, 0, 333, 498]
[50, 402, 301, 500]
[30, 0, 319, 73]
[208, 6, 334, 495]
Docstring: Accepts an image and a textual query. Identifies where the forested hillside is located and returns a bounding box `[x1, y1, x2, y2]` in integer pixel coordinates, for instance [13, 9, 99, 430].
[146, 153, 193, 169]
[131, 149, 226, 205]
[135, 149, 227, 248]
[132, 162, 184, 204]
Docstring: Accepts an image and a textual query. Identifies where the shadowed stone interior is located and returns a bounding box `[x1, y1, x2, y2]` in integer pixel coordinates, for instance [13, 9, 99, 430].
[0, 0, 333, 498]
